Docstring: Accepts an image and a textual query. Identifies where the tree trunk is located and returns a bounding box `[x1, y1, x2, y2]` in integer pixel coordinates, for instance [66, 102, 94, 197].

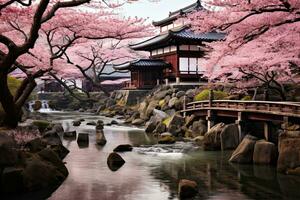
[0, 72, 18, 128]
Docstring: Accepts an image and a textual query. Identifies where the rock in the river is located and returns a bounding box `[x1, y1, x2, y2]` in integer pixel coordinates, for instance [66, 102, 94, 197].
[153, 109, 168, 121]
[178, 179, 198, 199]
[132, 118, 145, 126]
[43, 130, 62, 146]
[220, 124, 239, 150]
[86, 121, 97, 126]
[229, 135, 258, 164]
[73, 120, 81, 127]
[96, 130, 107, 146]
[145, 101, 159, 118]
[63, 131, 77, 139]
[111, 120, 119, 125]
[77, 133, 89, 147]
[158, 132, 176, 144]
[253, 140, 276, 165]
[277, 132, 300, 175]
[107, 152, 125, 171]
[113, 144, 133, 152]
[0, 134, 18, 167]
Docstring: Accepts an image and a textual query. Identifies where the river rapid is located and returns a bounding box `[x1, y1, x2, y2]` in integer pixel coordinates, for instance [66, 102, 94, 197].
[35, 112, 300, 200]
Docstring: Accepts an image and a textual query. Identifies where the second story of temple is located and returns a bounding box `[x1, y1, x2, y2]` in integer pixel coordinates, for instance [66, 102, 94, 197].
[114, 0, 225, 89]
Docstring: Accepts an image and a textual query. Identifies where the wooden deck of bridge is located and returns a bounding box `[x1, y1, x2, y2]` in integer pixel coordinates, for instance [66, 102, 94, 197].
[181, 97, 300, 142]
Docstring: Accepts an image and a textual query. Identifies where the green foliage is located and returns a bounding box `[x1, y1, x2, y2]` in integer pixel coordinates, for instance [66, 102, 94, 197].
[241, 95, 252, 101]
[32, 120, 51, 132]
[1, 76, 23, 117]
[194, 89, 228, 101]
[7, 76, 22, 96]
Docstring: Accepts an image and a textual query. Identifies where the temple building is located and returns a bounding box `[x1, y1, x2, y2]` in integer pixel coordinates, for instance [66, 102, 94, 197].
[114, 0, 225, 89]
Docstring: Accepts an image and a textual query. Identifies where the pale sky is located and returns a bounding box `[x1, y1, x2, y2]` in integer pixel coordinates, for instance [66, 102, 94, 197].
[121, 0, 196, 21]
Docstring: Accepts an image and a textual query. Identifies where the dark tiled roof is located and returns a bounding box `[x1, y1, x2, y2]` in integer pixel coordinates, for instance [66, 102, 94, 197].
[113, 59, 171, 71]
[153, 0, 203, 26]
[130, 27, 225, 51]
[173, 29, 226, 41]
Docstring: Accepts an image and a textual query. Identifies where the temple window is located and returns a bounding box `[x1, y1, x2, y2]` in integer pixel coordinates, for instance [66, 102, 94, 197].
[179, 57, 204, 74]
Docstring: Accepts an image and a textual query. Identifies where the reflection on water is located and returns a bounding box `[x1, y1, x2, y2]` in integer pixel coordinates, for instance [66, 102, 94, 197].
[40, 112, 300, 200]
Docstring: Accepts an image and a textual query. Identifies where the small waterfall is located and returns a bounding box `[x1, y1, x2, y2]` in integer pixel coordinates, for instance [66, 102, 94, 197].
[28, 100, 54, 112]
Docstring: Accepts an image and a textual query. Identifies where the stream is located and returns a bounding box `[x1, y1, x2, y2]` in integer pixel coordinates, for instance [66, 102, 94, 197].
[33, 112, 300, 200]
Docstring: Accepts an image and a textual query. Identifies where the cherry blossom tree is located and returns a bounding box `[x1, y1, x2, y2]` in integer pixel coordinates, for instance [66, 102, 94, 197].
[188, 0, 300, 100]
[0, 0, 152, 127]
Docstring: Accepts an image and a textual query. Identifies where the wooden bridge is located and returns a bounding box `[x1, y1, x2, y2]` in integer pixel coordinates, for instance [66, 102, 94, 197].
[181, 97, 300, 141]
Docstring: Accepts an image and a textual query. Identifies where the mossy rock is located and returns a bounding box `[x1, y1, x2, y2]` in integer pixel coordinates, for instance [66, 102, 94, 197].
[32, 120, 51, 133]
[194, 89, 228, 101]
[162, 117, 172, 127]
[241, 95, 252, 101]
[159, 99, 165, 107]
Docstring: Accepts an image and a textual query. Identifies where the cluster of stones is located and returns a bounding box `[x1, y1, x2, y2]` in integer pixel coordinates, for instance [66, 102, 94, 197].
[0, 124, 69, 195]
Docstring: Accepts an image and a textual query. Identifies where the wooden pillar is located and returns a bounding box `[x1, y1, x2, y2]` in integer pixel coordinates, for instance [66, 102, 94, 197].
[264, 122, 269, 141]
[206, 110, 216, 131]
[156, 79, 160, 86]
[165, 78, 169, 86]
[183, 95, 187, 118]
[209, 89, 214, 107]
[236, 112, 246, 142]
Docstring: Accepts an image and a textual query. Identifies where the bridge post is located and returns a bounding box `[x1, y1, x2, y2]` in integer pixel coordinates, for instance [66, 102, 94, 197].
[236, 112, 246, 142]
[206, 110, 216, 131]
[183, 95, 187, 118]
[209, 89, 214, 107]
[264, 122, 269, 141]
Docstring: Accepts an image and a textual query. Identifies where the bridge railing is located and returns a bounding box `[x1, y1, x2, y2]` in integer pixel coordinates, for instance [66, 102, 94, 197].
[183, 99, 300, 117]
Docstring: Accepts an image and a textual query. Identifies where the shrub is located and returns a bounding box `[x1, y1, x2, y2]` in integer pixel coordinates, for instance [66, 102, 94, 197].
[194, 89, 228, 101]
[32, 120, 51, 133]
[241, 96, 252, 101]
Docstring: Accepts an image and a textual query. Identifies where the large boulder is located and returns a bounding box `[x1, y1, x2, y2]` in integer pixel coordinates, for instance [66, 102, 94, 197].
[154, 122, 166, 134]
[1, 167, 24, 193]
[145, 120, 158, 133]
[229, 135, 258, 164]
[25, 138, 47, 153]
[138, 102, 148, 119]
[113, 144, 133, 152]
[176, 91, 185, 98]
[145, 101, 159, 118]
[43, 130, 62, 146]
[153, 109, 168, 121]
[23, 152, 68, 192]
[220, 124, 240, 150]
[178, 179, 198, 199]
[253, 140, 276, 165]
[168, 97, 178, 108]
[0, 134, 18, 167]
[158, 132, 176, 144]
[153, 90, 169, 100]
[203, 123, 226, 150]
[191, 120, 207, 137]
[107, 152, 125, 171]
[277, 131, 300, 175]
[168, 114, 184, 129]
[96, 130, 107, 146]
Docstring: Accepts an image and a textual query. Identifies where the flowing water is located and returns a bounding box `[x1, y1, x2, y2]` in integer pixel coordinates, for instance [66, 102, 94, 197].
[27, 112, 300, 200]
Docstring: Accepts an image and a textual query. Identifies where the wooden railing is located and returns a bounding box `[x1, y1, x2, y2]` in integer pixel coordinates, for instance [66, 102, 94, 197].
[182, 100, 300, 118]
